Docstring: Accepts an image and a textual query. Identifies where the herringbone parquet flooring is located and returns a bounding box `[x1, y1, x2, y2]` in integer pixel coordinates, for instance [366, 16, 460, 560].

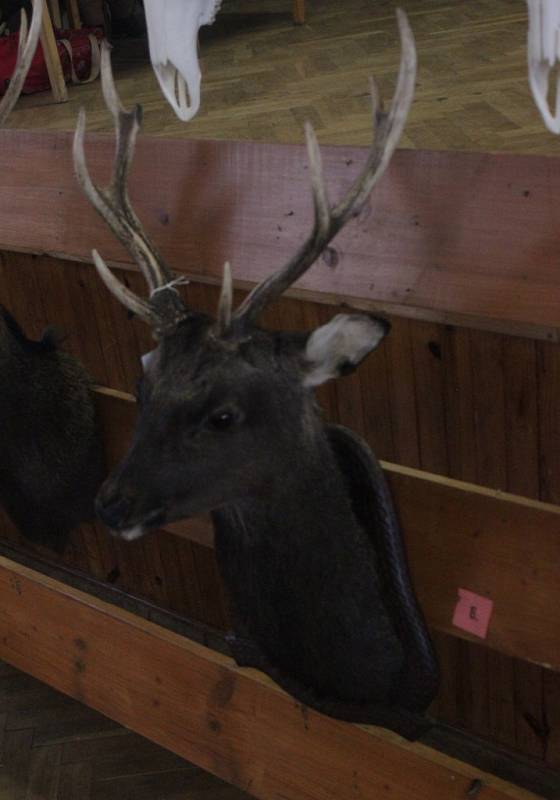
[0, 661, 249, 800]
[5, 0, 557, 155]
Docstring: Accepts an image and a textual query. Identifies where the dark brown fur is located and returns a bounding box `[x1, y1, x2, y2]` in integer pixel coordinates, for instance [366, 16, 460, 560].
[0, 305, 104, 551]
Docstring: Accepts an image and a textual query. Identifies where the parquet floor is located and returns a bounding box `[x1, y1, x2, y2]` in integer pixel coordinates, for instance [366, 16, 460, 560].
[1, 1, 557, 797]
[5, 0, 559, 156]
[0, 660, 249, 800]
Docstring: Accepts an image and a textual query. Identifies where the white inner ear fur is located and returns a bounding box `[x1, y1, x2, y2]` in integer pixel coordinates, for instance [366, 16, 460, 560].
[303, 314, 388, 388]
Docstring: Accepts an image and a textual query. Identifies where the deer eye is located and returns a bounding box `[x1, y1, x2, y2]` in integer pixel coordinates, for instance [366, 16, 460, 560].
[207, 409, 238, 431]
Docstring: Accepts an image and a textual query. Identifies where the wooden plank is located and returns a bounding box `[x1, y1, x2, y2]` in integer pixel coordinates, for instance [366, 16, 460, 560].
[504, 339, 539, 498]
[543, 669, 560, 771]
[40, 4, 68, 103]
[487, 651, 517, 754]
[93, 388, 560, 671]
[537, 341, 560, 504]
[384, 317, 421, 468]
[47, 0, 63, 29]
[410, 321, 449, 474]
[66, 0, 81, 29]
[356, 329, 394, 460]
[2, 132, 560, 338]
[469, 331, 507, 490]
[0, 555, 541, 800]
[391, 464, 560, 671]
[292, 0, 305, 24]
[513, 660, 548, 762]
[442, 326, 477, 483]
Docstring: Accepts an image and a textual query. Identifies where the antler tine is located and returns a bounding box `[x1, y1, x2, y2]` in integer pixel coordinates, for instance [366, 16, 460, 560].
[216, 261, 233, 334]
[74, 42, 189, 331]
[234, 7, 416, 326]
[0, 0, 43, 126]
[92, 249, 155, 325]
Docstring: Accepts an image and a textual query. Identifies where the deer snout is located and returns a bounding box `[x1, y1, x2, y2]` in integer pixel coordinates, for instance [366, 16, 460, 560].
[96, 475, 166, 540]
[95, 491, 132, 530]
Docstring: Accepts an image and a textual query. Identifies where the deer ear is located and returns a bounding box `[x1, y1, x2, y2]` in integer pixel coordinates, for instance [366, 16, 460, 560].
[303, 314, 390, 388]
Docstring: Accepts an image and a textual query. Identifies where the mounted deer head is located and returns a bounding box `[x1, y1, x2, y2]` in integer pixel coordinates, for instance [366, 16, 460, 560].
[75, 11, 416, 540]
[0, 0, 105, 551]
[75, 12, 439, 737]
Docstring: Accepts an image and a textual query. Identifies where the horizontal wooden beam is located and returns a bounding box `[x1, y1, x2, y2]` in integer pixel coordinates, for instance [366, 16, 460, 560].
[387, 466, 560, 671]
[0, 555, 540, 800]
[1, 130, 560, 339]
[95, 387, 560, 671]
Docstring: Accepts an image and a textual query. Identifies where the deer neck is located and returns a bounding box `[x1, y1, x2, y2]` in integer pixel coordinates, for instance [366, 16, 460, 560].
[214, 427, 361, 550]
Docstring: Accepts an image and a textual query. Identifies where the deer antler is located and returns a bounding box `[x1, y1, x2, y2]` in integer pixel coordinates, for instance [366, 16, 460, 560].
[231, 8, 416, 327]
[73, 42, 189, 334]
[0, 0, 43, 126]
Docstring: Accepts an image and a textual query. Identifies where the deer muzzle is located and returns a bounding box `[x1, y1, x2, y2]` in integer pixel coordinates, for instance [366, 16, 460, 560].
[95, 481, 165, 540]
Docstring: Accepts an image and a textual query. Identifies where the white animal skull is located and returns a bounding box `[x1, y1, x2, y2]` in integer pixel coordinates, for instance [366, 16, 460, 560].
[143, 0, 222, 121]
[527, 0, 560, 133]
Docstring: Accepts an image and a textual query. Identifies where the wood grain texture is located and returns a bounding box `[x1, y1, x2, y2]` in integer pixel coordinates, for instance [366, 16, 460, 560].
[292, 0, 304, 24]
[0, 556, 543, 800]
[0, 659, 250, 800]
[2, 131, 560, 337]
[40, 3, 68, 104]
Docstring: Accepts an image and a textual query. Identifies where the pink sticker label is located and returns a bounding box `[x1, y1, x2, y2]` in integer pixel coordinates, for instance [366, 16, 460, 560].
[452, 589, 493, 639]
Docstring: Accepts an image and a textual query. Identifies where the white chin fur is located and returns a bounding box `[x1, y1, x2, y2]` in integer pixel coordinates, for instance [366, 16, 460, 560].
[118, 525, 146, 542]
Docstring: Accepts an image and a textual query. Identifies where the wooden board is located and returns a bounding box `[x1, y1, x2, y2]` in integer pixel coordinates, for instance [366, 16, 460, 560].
[2, 131, 560, 339]
[40, 3, 68, 104]
[389, 466, 560, 671]
[0, 555, 542, 800]
[94, 388, 560, 672]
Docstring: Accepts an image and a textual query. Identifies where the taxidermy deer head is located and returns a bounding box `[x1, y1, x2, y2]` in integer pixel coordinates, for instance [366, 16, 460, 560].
[0, 0, 105, 551]
[75, 12, 439, 737]
[143, 0, 222, 120]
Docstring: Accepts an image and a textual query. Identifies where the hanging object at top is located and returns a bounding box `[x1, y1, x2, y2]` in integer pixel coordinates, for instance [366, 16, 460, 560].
[527, 0, 560, 133]
[143, 0, 222, 121]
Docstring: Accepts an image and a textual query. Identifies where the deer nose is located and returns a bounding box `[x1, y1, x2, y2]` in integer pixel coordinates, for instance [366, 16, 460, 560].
[96, 494, 132, 530]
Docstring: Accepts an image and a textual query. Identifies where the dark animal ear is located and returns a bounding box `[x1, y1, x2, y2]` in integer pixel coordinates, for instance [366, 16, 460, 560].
[303, 313, 390, 388]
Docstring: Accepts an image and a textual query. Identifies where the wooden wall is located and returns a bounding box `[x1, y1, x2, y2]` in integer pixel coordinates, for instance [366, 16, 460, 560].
[1, 130, 560, 779]
[0, 248, 559, 771]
